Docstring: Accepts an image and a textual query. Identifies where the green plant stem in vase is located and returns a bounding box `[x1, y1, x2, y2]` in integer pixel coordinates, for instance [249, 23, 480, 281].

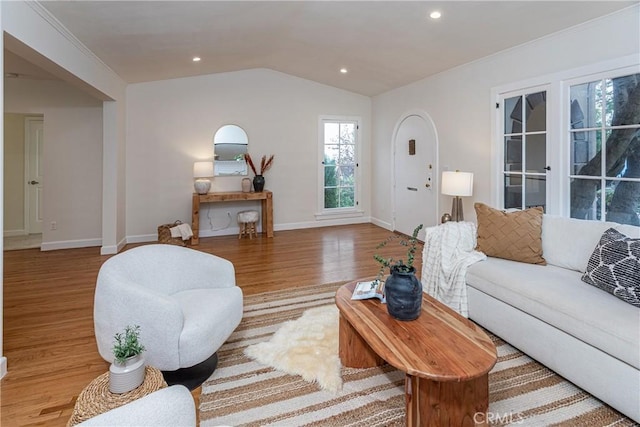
[113, 324, 145, 364]
[373, 224, 424, 321]
[109, 324, 147, 393]
[373, 224, 424, 284]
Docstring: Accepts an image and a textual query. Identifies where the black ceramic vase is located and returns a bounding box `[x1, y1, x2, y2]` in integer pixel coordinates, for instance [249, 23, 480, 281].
[385, 266, 422, 321]
[253, 175, 265, 192]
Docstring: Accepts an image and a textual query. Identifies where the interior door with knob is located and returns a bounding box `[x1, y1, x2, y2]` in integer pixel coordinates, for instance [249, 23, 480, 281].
[26, 117, 44, 234]
[393, 114, 438, 240]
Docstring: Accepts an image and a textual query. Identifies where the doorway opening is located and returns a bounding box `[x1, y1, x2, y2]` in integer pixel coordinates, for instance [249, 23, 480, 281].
[3, 113, 44, 251]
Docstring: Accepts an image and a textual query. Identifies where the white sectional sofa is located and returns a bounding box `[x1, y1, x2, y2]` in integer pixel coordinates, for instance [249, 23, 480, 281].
[466, 215, 640, 422]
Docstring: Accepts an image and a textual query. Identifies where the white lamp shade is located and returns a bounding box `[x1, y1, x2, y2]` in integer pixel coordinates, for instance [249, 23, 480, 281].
[441, 171, 473, 197]
[193, 161, 214, 178]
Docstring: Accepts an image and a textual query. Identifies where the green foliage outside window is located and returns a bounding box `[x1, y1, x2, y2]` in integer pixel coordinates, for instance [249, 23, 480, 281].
[323, 121, 357, 210]
[324, 156, 354, 208]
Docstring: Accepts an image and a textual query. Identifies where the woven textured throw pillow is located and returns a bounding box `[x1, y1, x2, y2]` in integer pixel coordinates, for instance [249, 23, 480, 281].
[475, 203, 546, 265]
[581, 228, 640, 307]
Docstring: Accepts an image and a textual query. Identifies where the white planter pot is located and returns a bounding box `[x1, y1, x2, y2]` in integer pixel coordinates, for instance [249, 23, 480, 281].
[109, 354, 146, 393]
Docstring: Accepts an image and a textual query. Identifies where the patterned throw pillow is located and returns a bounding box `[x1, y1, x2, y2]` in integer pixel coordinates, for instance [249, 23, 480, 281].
[581, 228, 640, 307]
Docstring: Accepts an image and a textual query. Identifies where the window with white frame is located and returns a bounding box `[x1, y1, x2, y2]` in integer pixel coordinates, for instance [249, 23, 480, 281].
[494, 59, 639, 226]
[319, 117, 359, 212]
[568, 73, 640, 225]
[499, 88, 549, 211]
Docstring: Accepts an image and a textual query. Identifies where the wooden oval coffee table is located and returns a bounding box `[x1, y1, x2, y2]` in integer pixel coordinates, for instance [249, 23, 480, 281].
[335, 280, 497, 426]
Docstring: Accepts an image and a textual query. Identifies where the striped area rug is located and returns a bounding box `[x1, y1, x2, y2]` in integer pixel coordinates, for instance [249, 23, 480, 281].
[200, 282, 636, 426]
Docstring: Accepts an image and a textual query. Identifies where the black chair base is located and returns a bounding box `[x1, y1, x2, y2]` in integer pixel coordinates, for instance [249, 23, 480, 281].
[161, 352, 218, 391]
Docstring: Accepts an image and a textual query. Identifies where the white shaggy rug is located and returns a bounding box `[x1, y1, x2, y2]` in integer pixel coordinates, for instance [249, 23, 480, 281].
[244, 304, 342, 393]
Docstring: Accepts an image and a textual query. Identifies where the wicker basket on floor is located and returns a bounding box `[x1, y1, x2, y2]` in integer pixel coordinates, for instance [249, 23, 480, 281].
[157, 221, 187, 246]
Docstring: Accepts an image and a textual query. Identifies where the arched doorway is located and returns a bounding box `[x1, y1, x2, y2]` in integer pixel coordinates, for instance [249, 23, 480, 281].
[392, 111, 439, 239]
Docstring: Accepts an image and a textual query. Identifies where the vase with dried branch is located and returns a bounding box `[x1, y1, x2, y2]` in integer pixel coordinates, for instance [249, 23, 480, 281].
[244, 154, 275, 192]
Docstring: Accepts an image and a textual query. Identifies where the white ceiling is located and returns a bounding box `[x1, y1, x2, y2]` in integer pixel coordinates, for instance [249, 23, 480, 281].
[7, 1, 637, 96]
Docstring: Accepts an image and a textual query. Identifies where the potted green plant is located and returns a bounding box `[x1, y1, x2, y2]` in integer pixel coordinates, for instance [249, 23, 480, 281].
[373, 224, 424, 321]
[374, 224, 423, 280]
[109, 325, 146, 393]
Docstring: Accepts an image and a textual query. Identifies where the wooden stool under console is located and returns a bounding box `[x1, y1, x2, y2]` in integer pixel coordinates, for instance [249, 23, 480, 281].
[237, 210, 259, 239]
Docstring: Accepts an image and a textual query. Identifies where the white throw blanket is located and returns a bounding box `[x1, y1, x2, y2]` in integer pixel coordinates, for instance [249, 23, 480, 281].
[421, 221, 486, 317]
[169, 223, 193, 240]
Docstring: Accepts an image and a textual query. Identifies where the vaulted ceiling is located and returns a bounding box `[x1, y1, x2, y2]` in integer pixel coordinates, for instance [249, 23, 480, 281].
[6, 1, 636, 96]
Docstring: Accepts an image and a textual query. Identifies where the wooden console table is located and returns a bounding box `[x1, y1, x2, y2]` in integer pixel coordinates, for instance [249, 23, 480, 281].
[191, 191, 273, 245]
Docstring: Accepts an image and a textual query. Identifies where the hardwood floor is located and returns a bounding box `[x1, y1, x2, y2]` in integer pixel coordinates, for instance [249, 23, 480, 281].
[1, 223, 421, 426]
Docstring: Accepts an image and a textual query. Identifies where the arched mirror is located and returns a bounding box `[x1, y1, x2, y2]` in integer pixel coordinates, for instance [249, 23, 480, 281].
[213, 124, 248, 176]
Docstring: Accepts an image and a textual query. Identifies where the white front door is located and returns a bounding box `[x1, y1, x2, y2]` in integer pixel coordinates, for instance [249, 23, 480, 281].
[25, 118, 44, 234]
[393, 113, 438, 240]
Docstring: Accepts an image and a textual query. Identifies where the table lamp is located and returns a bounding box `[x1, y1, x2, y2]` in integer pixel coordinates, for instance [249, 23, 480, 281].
[441, 171, 473, 221]
[193, 161, 214, 194]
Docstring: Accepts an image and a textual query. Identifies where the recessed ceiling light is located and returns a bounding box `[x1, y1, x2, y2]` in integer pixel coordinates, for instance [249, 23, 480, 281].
[192, 57, 201, 62]
[340, 68, 348, 74]
[430, 11, 441, 19]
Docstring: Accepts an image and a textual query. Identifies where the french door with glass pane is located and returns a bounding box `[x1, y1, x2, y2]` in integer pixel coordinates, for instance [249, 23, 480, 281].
[500, 88, 549, 210]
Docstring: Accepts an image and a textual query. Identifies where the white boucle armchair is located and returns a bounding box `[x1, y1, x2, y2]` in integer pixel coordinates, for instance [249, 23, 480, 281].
[94, 244, 243, 388]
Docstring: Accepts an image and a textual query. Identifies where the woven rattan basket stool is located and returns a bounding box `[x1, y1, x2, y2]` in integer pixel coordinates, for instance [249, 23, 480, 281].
[67, 366, 167, 426]
[237, 210, 259, 239]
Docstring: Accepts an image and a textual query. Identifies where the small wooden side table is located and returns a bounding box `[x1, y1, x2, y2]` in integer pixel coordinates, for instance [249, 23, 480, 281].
[67, 366, 167, 426]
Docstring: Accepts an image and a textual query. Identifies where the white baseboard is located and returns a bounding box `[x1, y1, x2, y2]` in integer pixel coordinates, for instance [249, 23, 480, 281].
[125, 217, 376, 244]
[0, 356, 7, 379]
[3, 230, 27, 237]
[101, 236, 127, 255]
[100, 246, 117, 255]
[126, 233, 203, 243]
[117, 237, 127, 253]
[126, 234, 157, 244]
[40, 238, 102, 251]
[370, 217, 392, 231]
[33, 219, 388, 252]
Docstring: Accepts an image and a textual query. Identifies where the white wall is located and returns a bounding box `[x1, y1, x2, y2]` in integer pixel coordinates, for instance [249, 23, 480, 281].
[4, 79, 103, 249]
[3, 0, 128, 255]
[126, 68, 372, 240]
[372, 5, 640, 226]
[101, 100, 128, 254]
[3, 113, 27, 234]
[0, 0, 6, 381]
